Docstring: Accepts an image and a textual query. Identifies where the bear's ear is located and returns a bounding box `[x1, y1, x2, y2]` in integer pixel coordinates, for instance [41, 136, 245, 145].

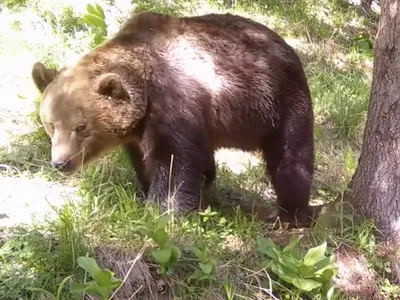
[31, 62, 59, 93]
[97, 73, 130, 101]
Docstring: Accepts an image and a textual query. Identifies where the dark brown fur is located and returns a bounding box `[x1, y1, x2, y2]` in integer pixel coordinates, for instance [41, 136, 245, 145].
[31, 11, 315, 224]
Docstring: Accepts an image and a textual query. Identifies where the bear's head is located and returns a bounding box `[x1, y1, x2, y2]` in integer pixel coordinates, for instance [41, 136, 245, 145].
[31, 61, 147, 175]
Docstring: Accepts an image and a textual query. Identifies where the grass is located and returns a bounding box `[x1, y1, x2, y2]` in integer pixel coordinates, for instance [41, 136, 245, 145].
[0, 0, 398, 299]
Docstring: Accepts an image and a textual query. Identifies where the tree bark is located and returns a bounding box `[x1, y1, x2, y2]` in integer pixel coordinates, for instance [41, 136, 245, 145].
[344, 0, 400, 243]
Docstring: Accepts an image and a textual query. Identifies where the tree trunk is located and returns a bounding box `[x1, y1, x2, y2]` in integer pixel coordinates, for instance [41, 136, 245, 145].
[344, 0, 400, 243]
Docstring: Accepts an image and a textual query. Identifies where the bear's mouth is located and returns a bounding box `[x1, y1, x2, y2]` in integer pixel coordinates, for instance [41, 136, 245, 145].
[51, 161, 81, 176]
[58, 169, 78, 176]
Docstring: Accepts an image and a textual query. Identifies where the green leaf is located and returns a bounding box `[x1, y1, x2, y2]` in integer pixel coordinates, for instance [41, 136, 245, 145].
[277, 252, 301, 273]
[151, 247, 172, 265]
[303, 242, 327, 266]
[87, 3, 105, 19]
[189, 246, 203, 259]
[256, 236, 279, 259]
[291, 278, 322, 291]
[84, 285, 110, 299]
[298, 263, 315, 278]
[170, 245, 181, 262]
[77, 256, 103, 278]
[260, 259, 273, 269]
[282, 235, 302, 259]
[271, 262, 298, 284]
[70, 282, 92, 294]
[322, 281, 335, 300]
[190, 269, 205, 280]
[81, 14, 105, 28]
[189, 246, 208, 262]
[321, 268, 335, 280]
[94, 30, 106, 45]
[199, 261, 213, 275]
[93, 269, 121, 289]
[149, 228, 169, 248]
[313, 255, 335, 274]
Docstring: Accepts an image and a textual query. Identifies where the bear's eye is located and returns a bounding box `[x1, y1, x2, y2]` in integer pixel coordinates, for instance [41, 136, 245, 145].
[75, 124, 86, 132]
[48, 123, 54, 130]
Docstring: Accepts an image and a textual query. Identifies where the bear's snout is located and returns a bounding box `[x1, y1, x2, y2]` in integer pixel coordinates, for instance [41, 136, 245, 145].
[51, 159, 73, 173]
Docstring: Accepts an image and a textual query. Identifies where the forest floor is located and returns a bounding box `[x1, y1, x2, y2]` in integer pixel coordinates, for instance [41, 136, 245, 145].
[1, 0, 398, 299]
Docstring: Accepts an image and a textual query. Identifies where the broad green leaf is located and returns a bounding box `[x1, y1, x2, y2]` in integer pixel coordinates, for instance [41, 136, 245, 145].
[151, 228, 169, 248]
[152, 247, 172, 264]
[313, 255, 335, 274]
[170, 245, 181, 262]
[84, 285, 110, 300]
[94, 30, 106, 46]
[81, 14, 106, 28]
[189, 246, 202, 259]
[93, 269, 112, 286]
[321, 268, 335, 280]
[256, 236, 279, 259]
[93, 269, 121, 289]
[257, 236, 278, 250]
[271, 262, 298, 284]
[322, 281, 335, 300]
[277, 252, 301, 273]
[190, 269, 205, 280]
[70, 282, 93, 294]
[298, 264, 315, 278]
[87, 3, 105, 19]
[282, 235, 302, 259]
[210, 258, 218, 269]
[199, 262, 213, 275]
[260, 259, 273, 269]
[292, 278, 322, 291]
[303, 242, 327, 266]
[77, 256, 103, 277]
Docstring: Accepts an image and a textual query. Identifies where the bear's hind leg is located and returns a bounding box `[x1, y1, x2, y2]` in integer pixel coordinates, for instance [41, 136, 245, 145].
[262, 109, 314, 227]
[203, 154, 216, 188]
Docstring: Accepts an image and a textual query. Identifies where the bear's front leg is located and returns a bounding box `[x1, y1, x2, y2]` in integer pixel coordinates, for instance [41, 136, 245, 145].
[146, 154, 205, 214]
[145, 136, 215, 214]
[123, 142, 151, 196]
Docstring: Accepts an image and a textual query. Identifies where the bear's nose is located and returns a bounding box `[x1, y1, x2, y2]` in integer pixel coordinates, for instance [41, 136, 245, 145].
[51, 160, 71, 172]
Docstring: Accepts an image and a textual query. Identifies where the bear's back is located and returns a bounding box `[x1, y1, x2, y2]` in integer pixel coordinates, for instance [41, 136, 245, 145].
[94, 12, 312, 151]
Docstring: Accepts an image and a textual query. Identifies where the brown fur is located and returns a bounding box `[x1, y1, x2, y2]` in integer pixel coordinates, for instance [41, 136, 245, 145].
[31, 11, 315, 224]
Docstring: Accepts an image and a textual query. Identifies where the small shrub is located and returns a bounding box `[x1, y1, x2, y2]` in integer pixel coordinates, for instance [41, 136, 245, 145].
[257, 235, 338, 299]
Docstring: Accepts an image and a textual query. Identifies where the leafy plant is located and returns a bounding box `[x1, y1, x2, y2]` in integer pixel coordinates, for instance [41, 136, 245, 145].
[256, 235, 338, 299]
[197, 205, 219, 223]
[70, 256, 122, 300]
[138, 216, 181, 275]
[79, 3, 108, 47]
[188, 246, 218, 282]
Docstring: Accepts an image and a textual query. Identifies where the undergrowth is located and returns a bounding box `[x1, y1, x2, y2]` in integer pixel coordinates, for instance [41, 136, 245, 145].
[1, 0, 397, 299]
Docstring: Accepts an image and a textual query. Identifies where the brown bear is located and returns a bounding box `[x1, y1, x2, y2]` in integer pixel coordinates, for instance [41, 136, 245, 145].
[31, 11, 315, 225]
